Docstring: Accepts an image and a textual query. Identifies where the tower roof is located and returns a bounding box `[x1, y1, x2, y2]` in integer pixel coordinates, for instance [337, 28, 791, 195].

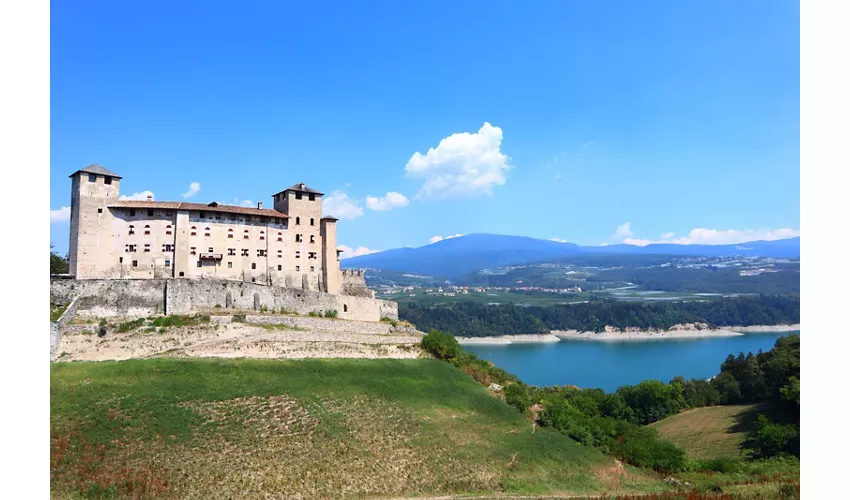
[273, 182, 324, 197]
[69, 164, 122, 179]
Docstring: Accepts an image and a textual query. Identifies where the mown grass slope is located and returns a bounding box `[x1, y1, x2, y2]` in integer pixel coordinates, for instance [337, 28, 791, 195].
[51, 358, 665, 499]
[651, 405, 759, 459]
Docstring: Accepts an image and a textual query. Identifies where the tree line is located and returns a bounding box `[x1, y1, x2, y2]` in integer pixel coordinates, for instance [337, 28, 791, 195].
[400, 295, 799, 337]
[421, 330, 800, 472]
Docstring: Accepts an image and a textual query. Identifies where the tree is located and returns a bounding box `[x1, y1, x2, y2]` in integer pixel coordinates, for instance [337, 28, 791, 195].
[50, 243, 69, 275]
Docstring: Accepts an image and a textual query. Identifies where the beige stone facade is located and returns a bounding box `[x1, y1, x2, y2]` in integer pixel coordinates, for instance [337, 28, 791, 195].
[66, 165, 348, 294]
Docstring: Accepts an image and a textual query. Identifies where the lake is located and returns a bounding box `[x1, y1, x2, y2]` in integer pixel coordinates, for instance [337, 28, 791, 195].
[464, 331, 799, 392]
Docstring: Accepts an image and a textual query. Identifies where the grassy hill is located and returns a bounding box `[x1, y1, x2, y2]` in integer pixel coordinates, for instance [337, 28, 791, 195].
[51, 358, 665, 498]
[651, 405, 760, 459]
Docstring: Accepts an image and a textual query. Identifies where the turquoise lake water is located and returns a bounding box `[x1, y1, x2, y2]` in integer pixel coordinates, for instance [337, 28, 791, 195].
[464, 331, 799, 392]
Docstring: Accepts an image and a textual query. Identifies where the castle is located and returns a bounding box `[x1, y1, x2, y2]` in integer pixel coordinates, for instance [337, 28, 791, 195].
[66, 164, 351, 294]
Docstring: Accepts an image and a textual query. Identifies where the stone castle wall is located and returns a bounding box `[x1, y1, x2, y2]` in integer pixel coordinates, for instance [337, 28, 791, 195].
[50, 278, 398, 321]
[340, 269, 373, 298]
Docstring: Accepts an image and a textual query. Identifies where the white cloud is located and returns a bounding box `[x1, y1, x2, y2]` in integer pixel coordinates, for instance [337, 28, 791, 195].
[549, 237, 568, 243]
[553, 173, 563, 180]
[338, 245, 379, 259]
[182, 182, 201, 199]
[366, 192, 409, 211]
[619, 227, 800, 247]
[119, 190, 155, 201]
[612, 222, 633, 239]
[50, 206, 70, 223]
[231, 198, 255, 207]
[405, 122, 512, 200]
[429, 234, 464, 244]
[322, 190, 364, 220]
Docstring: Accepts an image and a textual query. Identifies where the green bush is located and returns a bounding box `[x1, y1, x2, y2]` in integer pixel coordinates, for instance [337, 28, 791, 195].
[115, 318, 146, 333]
[324, 310, 338, 318]
[420, 330, 465, 363]
[150, 314, 209, 328]
[308, 311, 322, 317]
[689, 457, 741, 473]
[232, 314, 246, 323]
[503, 383, 531, 413]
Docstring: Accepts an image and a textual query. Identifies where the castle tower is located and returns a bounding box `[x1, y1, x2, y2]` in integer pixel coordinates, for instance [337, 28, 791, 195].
[320, 216, 341, 294]
[68, 164, 122, 278]
[272, 183, 325, 288]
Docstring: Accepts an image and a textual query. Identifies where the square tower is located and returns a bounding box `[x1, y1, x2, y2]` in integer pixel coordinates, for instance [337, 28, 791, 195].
[272, 183, 325, 285]
[68, 164, 122, 278]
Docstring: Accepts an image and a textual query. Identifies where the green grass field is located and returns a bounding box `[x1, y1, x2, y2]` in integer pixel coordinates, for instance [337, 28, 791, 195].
[51, 358, 665, 499]
[651, 405, 760, 459]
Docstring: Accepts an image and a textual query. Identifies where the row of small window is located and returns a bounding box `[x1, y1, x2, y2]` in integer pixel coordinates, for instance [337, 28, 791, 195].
[126, 244, 173, 253]
[188, 247, 317, 259]
[293, 217, 314, 226]
[199, 261, 316, 272]
[197, 211, 286, 226]
[127, 209, 170, 217]
[118, 258, 169, 267]
[88, 174, 114, 184]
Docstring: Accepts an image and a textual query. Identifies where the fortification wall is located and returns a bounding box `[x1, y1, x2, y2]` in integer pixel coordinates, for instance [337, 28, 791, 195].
[340, 269, 373, 298]
[50, 278, 398, 321]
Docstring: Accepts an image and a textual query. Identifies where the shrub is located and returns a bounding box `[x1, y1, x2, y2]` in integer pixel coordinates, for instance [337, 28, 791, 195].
[324, 309, 338, 318]
[380, 316, 398, 327]
[689, 457, 740, 473]
[308, 311, 322, 317]
[232, 314, 246, 323]
[421, 330, 465, 363]
[260, 305, 268, 313]
[503, 383, 531, 413]
[150, 314, 210, 328]
[214, 304, 222, 308]
[115, 318, 145, 333]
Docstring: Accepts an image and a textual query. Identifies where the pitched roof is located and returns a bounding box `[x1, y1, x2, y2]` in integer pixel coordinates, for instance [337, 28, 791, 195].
[70, 164, 122, 179]
[107, 200, 288, 218]
[272, 182, 324, 197]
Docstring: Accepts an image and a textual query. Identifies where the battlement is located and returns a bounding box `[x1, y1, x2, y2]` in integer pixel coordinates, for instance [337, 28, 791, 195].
[342, 269, 365, 278]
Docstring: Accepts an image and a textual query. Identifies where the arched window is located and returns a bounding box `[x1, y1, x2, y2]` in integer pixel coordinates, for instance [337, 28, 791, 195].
[204, 227, 211, 237]
[277, 232, 283, 242]
[165, 224, 172, 236]
[144, 225, 151, 235]
[228, 228, 234, 238]
[128, 224, 135, 235]
[244, 229, 250, 239]
[309, 235, 315, 243]
[295, 234, 302, 243]
[259, 230, 265, 240]
[190, 226, 197, 236]
[296, 216, 300, 225]
[310, 218, 314, 226]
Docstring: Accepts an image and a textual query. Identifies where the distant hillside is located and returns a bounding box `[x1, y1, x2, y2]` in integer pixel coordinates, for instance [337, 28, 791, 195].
[342, 234, 800, 279]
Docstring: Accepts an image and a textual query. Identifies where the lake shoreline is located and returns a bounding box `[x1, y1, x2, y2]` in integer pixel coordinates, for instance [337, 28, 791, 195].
[456, 334, 561, 345]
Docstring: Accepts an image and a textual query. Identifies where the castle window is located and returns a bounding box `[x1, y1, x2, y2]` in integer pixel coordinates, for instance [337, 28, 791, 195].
[190, 247, 197, 255]
[199, 211, 205, 218]
[308, 252, 317, 259]
[296, 217, 300, 225]
[310, 235, 315, 243]
[310, 218, 314, 226]
[130, 209, 136, 216]
[296, 265, 300, 271]
[88, 174, 97, 182]
[98, 208, 103, 214]
[104, 177, 112, 185]
[208, 247, 213, 253]
[165, 224, 172, 235]
[241, 249, 249, 257]
[144, 244, 151, 252]
[295, 251, 300, 259]
[277, 232, 283, 241]
[295, 192, 302, 200]
[244, 230, 249, 239]
[228, 262, 232, 268]
[310, 266, 315, 272]
[144, 225, 150, 235]
[197, 261, 202, 267]
[309, 194, 315, 201]
[190, 226, 197, 236]
[277, 250, 282, 258]
[228, 248, 235, 256]
[125, 244, 136, 252]
[128, 225, 135, 235]
[166, 211, 172, 216]
[132, 260, 138, 267]
[163, 244, 174, 252]
[344, 304, 348, 312]
[295, 234, 302, 243]
[228, 229, 234, 238]
[278, 265, 282, 271]
[257, 249, 266, 257]
[259, 231, 265, 240]
[119, 257, 123, 264]
[165, 260, 171, 267]
[204, 227, 211, 237]
[179, 271, 184, 276]
[251, 263, 257, 270]
[147, 209, 154, 216]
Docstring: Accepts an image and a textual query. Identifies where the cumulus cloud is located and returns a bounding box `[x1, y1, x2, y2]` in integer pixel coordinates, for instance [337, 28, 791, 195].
[119, 191, 155, 201]
[231, 198, 255, 207]
[405, 122, 511, 200]
[553, 173, 563, 180]
[366, 192, 409, 211]
[338, 245, 379, 259]
[322, 190, 364, 220]
[429, 234, 464, 244]
[612, 222, 633, 239]
[182, 182, 201, 199]
[50, 206, 71, 223]
[617, 227, 801, 247]
[549, 237, 569, 243]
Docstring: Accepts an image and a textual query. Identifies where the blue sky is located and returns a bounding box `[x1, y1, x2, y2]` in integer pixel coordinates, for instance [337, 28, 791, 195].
[50, 1, 800, 258]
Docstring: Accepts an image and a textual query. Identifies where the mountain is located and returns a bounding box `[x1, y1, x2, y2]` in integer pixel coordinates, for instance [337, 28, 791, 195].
[341, 234, 800, 279]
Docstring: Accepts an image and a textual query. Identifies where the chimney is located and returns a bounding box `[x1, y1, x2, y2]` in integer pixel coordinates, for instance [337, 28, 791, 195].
[257, 201, 263, 209]
[147, 194, 152, 201]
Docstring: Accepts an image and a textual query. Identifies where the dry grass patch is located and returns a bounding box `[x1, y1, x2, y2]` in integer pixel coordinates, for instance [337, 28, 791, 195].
[651, 405, 759, 459]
